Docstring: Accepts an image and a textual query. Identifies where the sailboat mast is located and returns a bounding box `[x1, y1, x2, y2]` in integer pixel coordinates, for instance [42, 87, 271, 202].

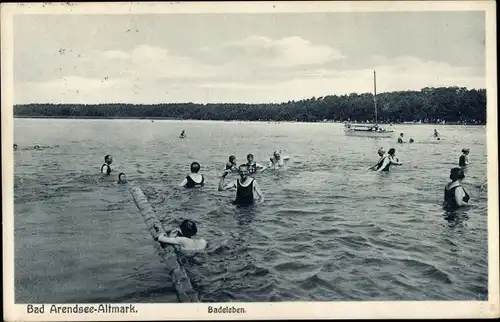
[373, 70, 377, 124]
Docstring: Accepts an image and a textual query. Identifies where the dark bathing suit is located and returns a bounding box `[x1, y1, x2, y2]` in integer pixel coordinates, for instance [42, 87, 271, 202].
[247, 163, 257, 174]
[101, 164, 111, 175]
[375, 156, 390, 172]
[459, 155, 467, 167]
[234, 179, 254, 206]
[443, 185, 470, 210]
[185, 175, 204, 188]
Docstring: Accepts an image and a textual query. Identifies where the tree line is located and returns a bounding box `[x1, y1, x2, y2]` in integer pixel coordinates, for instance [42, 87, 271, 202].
[14, 86, 486, 124]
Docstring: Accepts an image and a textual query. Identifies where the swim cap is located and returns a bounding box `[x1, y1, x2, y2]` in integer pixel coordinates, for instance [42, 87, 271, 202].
[190, 162, 201, 173]
[388, 148, 396, 155]
[450, 167, 465, 181]
[180, 219, 197, 238]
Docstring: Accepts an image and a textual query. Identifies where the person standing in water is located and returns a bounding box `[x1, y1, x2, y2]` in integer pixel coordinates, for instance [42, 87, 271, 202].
[218, 164, 264, 206]
[154, 219, 207, 251]
[13, 144, 18, 151]
[375, 148, 403, 172]
[459, 148, 470, 167]
[101, 155, 113, 175]
[369, 148, 386, 170]
[246, 153, 267, 176]
[180, 130, 186, 138]
[433, 129, 441, 140]
[223, 155, 238, 175]
[443, 167, 471, 210]
[179, 162, 205, 188]
[268, 150, 290, 168]
[397, 133, 405, 144]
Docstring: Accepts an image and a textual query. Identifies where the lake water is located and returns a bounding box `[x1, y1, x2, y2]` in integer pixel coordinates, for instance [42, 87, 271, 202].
[13, 119, 488, 303]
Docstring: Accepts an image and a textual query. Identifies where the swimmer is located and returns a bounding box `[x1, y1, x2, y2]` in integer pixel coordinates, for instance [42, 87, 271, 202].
[179, 162, 205, 188]
[223, 155, 238, 175]
[154, 219, 207, 251]
[459, 148, 470, 167]
[409, 138, 414, 143]
[180, 130, 186, 138]
[117, 172, 127, 184]
[218, 164, 264, 206]
[397, 133, 404, 144]
[375, 148, 403, 172]
[368, 148, 386, 170]
[268, 150, 290, 168]
[34, 145, 41, 150]
[13, 144, 18, 151]
[101, 155, 113, 175]
[433, 129, 440, 139]
[443, 167, 471, 210]
[246, 153, 267, 175]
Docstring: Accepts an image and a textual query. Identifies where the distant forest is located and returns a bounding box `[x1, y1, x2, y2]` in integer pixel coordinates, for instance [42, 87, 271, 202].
[14, 86, 486, 124]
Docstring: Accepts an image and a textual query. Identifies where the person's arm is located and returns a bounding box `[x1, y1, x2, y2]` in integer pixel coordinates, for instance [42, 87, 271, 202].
[218, 174, 236, 191]
[454, 186, 469, 206]
[179, 178, 188, 187]
[376, 158, 390, 172]
[390, 156, 403, 166]
[253, 181, 265, 203]
[155, 235, 189, 248]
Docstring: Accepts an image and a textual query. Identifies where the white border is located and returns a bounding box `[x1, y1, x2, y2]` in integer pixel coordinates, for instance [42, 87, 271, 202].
[2, 1, 498, 320]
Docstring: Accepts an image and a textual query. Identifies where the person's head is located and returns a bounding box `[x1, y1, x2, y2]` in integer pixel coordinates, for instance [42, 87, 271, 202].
[377, 148, 385, 157]
[409, 138, 414, 143]
[13, 144, 18, 150]
[449, 167, 465, 182]
[229, 155, 236, 164]
[388, 148, 396, 156]
[462, 148, 470, 155]
[238, 164, 249, 179]
[247, 153, 254, 164]
[179, 219, 198, 238]
[118, 172, 127, 184]
[273, 150, 281, 159]
[34, 145, 40, 150]
[104, 155, 113, 165]
[190, 161, 201, 173]
[400, 133, 404, 137]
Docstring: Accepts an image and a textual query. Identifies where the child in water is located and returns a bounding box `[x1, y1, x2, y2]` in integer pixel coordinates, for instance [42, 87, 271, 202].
[154, 219, 207, 251]
[117, 172, 127, 184]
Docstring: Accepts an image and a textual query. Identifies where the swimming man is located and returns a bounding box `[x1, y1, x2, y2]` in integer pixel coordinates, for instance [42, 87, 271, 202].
[218, 164, 264, 206]
[155, 219, 207, 251]
[101, 155, 113, 175]
[179, 162, 205, 188]
[375, 148, 403, 172]
[268, 150, 290, 168]
[246, 153, 267, 175]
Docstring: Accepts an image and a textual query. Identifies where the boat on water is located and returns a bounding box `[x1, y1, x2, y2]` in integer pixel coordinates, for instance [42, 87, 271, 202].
[343, 70, 394, 138]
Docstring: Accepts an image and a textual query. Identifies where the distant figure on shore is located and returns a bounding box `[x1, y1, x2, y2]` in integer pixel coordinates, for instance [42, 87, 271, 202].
[179, 162, 205, 188]
[443, 167, 471, 210]
[223, 155, 238, 175]
[117, 172, 127, 184]
[13, 144, 18, 151]
[246, 153, 267, 176]
[409, 138, 414, 143]
[269, 150, 290, 168]
[101, 155, 113, 175]
[34, 145, 41, 150]
[179, 130, 186, 139]
[397, 133, 405, 144]
[459, 148, 470, 167]
[375, 148, 403, 172]
[218, 164, 264, 207]
[154, 219, 207, 251]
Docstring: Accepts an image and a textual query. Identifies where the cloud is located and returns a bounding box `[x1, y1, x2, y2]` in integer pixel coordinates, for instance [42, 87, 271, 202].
[200, 35, 344, 68]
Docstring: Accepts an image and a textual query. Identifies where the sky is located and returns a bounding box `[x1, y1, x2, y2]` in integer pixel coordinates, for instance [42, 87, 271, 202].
[13, 11, 486, 104]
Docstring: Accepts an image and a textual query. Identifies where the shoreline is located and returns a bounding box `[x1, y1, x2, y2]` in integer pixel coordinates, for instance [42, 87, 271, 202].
[12, 116, 486, 125]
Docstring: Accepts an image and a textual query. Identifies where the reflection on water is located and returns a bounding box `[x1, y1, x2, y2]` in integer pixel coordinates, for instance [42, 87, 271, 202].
[13, 119, 489, 302]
